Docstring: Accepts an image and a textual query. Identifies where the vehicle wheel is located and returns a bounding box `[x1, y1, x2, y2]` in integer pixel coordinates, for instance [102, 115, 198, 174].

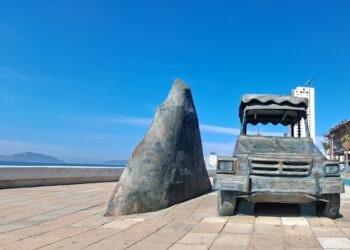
[217, 191, 237, 216]
[319, 194, 341, 219]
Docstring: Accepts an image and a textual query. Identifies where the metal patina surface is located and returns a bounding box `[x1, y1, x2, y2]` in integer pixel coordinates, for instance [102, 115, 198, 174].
[106, 80, 211, 216]
[214, 94, 344, 215]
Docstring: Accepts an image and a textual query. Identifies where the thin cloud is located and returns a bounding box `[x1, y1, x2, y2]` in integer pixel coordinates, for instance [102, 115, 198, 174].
[101, 115, 283, 137]
[84, 133, 120, 141]
[200, 124, 240, 135]
[99, 116, 152, 126]
[0, 24, 30, 42]
[0, 91, 33, 104]
[0, 65, 72, 85]
[0, 66, 29, 81]
[63, 114, 323, 152]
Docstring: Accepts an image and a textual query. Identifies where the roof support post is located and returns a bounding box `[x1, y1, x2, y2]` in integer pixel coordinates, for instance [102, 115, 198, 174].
[240, 112, 247, 135]
[304, 117, 311, 138]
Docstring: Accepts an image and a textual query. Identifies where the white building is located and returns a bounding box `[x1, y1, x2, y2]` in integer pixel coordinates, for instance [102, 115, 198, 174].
[291, 86, 316, 142]
[204, 152, 217, 169]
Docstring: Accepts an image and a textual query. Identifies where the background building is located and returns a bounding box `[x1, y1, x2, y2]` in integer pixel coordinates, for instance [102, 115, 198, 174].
[204, 152, 217, 169]
[324, 119, 350, 161]
[291, 86, 316, 141]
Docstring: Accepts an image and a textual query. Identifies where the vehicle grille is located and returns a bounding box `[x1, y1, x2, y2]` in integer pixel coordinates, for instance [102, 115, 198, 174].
[250, 158, 311, 176]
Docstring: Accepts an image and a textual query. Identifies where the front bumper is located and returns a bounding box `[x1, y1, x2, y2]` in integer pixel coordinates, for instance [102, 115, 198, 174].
[213, 174, 344, 197]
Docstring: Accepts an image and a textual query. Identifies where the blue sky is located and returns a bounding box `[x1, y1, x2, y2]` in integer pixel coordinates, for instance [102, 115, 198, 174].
[1, 1, 350, 163]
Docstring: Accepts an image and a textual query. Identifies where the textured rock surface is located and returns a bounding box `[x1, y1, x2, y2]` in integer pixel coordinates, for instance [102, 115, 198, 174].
[106, 79, 212, 216]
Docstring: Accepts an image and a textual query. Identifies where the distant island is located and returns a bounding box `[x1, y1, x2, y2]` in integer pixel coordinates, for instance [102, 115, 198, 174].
[0, 152, 64, 164]
[0, 152, 128, 166]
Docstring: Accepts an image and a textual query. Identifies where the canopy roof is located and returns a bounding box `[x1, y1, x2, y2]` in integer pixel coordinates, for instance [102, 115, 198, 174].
[239, 94, 308, 126]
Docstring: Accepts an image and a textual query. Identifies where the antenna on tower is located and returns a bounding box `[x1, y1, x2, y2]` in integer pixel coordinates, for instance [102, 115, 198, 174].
[305, 73, 321, 87]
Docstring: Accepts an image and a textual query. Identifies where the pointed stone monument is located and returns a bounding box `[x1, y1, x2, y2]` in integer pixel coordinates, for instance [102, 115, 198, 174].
[106, 79, 212, 216]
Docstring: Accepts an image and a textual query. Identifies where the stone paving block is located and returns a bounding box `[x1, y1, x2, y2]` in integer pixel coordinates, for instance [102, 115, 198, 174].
[285, 248, 323, 250]
[0, 236, 60, 250]
[222, 223, 253, 234]
[312, 226, 346, 237]
[38, 213, 90, 227]
[101, 218, 169, 243]
[191, 208, 217, 217]
[0, 234, 28, 246]
[227, 215, 255, 224]
[255, 216, 281, 225]
[107, 230, 150, 242]
[177, 232, 218, 247]
[336, 220, 350, 228]
[161, 221, 195, 232]
[253, 224, 284, 235]
[1, 183, 349, 250]
[143, 230, 187, 243]
[84, 237, 134, 250]
[284, 235, 322, 248]
[165, 209, 195, 219]
[283, 225, 313, 236]
[172, 217, 202, 223]
[191, 222, 225, 233]
[69, 213, 114, 228]
[201, 217, 227, 223]
[307, 217, 336, 227]
[317, 236, 350, 249]
[40, 227, 119, 249]
[341, 227, 350, 237]
[4, 225, 60, 237]
[211, 234, 250, 249]
[170, 243, 208, 250]
[21, 213, 63, 222]
[0, 223, 32, 234]
[37, 226, 90, 240]
[281, 217, 309, 226]
[250, 234, 284, 248]
[102, 218, 144, 230]
[128, 241, 173, 250]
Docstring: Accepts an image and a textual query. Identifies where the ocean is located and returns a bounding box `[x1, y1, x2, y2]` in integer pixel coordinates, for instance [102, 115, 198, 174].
[0, 162, 126, 168]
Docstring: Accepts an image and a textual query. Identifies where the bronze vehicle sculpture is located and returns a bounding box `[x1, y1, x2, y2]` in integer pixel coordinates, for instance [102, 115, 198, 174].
[214, 94, 344, 218]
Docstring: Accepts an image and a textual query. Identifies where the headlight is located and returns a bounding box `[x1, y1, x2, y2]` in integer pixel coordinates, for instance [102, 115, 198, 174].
[219, 161, 234, 171]
[217, 157, 237, 173]
[325, 165, 339, 175]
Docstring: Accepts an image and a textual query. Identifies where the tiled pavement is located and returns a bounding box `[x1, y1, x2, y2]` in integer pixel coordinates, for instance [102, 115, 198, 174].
[0, 183, 350, 249]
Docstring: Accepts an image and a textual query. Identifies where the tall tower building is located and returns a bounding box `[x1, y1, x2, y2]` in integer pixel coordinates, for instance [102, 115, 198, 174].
[291, 86, 316, 142]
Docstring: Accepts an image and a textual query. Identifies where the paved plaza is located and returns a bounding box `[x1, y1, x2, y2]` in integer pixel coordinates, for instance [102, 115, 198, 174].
[0, 182, 350, 249]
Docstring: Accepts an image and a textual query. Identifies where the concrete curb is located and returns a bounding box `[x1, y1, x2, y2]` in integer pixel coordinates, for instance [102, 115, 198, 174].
[0, 166, 124, 189]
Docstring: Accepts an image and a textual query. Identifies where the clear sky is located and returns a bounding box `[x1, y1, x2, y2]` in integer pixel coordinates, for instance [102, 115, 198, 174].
[1, 1, 350, 163]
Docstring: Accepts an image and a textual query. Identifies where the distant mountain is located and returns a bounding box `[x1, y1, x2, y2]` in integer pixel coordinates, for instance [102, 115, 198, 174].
[0, 152, 64, 164]
[103, 160, 127, 166]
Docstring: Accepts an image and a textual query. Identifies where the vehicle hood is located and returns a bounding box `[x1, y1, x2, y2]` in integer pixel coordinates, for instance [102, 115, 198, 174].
[233, 135, 324, 158]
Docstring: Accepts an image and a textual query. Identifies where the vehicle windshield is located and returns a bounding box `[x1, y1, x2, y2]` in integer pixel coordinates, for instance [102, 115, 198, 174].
[240, 108, 310, 138]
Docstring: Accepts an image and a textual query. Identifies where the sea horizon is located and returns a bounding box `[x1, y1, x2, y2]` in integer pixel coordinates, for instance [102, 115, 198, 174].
[0, 162, 126, 167]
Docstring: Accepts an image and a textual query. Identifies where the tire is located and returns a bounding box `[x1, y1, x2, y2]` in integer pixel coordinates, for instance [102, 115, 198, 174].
[318, 194, 341, 219]
[217, 191, 237, 216]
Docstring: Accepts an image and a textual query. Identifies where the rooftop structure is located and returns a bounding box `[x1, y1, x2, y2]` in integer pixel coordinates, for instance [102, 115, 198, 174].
[324, 119, 350, 157]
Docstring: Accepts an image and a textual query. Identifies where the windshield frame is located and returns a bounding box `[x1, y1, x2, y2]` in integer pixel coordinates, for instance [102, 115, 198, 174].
[240, 108, 310, 138]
